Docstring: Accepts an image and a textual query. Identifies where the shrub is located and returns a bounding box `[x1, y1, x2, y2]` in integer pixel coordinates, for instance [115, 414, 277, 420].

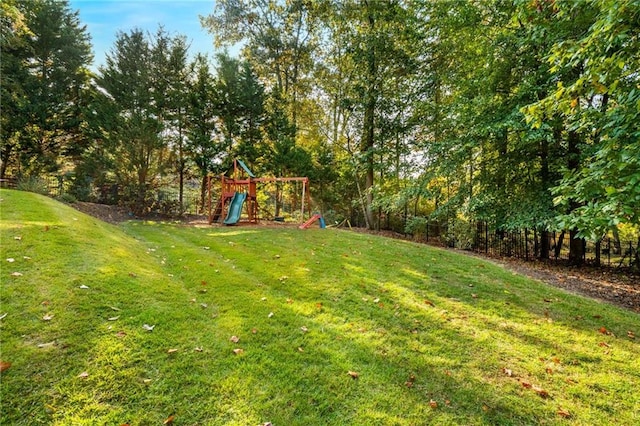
[16, 176, 49, 195]
[56, 193, 77, 204]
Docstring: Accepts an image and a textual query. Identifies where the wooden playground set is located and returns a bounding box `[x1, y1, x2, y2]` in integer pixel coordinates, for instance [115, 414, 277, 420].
[206, 159, 325, 229]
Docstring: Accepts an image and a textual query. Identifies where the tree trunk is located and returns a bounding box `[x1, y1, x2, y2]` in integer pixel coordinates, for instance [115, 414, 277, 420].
[554, 231, 565, 259]
[569, 229, 585, 265]
[361, 5, 377, 230]
[200, 174, 207, 215]
[567, 130, 584, 265]
[540, 230, 550, 260]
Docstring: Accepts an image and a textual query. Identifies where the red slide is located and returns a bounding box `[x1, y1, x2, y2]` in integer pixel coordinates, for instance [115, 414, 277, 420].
[299, 214, 322, 229]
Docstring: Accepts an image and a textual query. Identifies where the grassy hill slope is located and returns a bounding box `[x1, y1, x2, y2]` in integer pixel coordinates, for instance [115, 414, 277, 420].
[1, 189, 638, 425]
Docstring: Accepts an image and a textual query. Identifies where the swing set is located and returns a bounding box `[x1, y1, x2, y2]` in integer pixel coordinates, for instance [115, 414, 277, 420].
[207, 159, 316, 226]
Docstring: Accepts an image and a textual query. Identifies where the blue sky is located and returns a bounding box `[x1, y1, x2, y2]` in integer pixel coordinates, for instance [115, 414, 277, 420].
[69, 0, 220, 70]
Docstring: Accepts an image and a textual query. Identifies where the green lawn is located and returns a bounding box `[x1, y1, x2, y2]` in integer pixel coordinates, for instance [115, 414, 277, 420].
[1, 189, 639, 425]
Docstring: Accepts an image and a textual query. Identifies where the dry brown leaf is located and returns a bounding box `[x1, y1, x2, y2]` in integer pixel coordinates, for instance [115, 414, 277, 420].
[230, 335, 240, 343]
[598, 341, 611, 348]
[251, 328, 258, 334]
[115, 331, 127, 338]
[233, 348, 244, 355]
[163, 415, 175, 425]
[194, 347, 203, 352]
[557, 408, 571, 418]
[520, 381, 532, 389]
[532, 385, 550, 398]
[10, 272, 23, 277]
[300, 326, 308, 333]
[167, 348, 178, 354]
[77, 371, 89, 379]
[298, 347, 304, 352]
[424, 300, 435, 307]
[0, 361, 11, 373]
[627, 330, 635, 339]
[347, 371, 359, 379]
[429, 399, 438, 408]
[502, 367, 513, 377]
[42, 314, 54, 321]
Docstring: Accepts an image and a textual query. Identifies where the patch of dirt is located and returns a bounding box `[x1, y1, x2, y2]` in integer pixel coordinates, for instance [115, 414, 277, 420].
[71, 202, 133, 224]
[479, 256, 640, 313]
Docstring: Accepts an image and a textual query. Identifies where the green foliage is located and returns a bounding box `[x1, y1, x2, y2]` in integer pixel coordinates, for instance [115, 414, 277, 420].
[16, 176, 49, 195]
[0, 0, 92, 178]
[56, 192, 77, 204]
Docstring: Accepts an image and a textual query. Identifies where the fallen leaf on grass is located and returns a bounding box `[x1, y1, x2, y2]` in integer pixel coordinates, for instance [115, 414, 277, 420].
[79, 285, 89, 289]
[627, 331, 635, 339]
[501, 368, 513, 377]
[42, 314, 54, 321]
[37, 341, 56, 348]
[128, 272, 137, 278]
[424, 300, 435, 307]
[110, 306, 121, 311]
[0, 361, 11, 373]
[163, 414, 175, 425]
[268, 312, 274, 318]
[298, 347, 304, 352]
[230, 335, 240, 343]
[6, 258, 15, 263]
[142, 324, 155, 331]
[233, 348, 244, 355]
[300, 326, 308, 333]
[14, 236, 22, 240]
[115, 331, 126, 338]
[77, 371, 89, 379]
[347, 371, 359, 379]
[10, 272, 23, 277]
[557, 408, 571, 418]
[286, 298, 293, 304]
[429, 399, 438, 408]
[108, 316, 120, 321]
[598, 341, 611, 348]
[194, 347, 203, 352]
[167, 348, 178, 354]
[532, 385, 550, 398]
[251, 328, 258, 334]
[0, 313, 7, 320]
[520, 381, 532, 389]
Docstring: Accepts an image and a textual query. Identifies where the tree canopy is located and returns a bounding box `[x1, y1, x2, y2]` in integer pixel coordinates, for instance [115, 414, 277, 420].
[1, 0, 638, 264]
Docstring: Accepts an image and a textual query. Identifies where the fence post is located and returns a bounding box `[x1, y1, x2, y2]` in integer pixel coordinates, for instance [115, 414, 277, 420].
[525, 228, 529, 261]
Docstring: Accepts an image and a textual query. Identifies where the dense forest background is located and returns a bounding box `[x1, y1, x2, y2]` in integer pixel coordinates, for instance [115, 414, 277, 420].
[1, 0, 639, 265]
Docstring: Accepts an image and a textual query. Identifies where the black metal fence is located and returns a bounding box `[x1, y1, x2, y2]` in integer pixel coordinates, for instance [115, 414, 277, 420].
[400, 218, 639, 269]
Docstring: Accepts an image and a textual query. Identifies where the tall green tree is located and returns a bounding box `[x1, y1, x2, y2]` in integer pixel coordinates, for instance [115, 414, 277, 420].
[186, 54, 224, 210]
[0, 0, 92, 178]
[525, 0, 640, 248]
[98, 28, 187, 214]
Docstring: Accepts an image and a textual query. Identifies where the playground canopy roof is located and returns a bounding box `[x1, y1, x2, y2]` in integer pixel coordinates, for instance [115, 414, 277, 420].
[236, 159, 255, 178]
